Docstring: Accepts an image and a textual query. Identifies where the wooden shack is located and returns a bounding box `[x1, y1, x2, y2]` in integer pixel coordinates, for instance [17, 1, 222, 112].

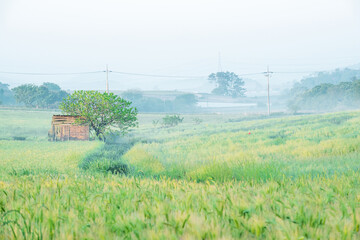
[48, 115, 89, 141]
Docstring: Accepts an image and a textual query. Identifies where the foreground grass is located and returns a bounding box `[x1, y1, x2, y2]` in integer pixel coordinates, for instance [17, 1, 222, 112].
[0, 110, 360, 239]
[1, 173, 360, 239]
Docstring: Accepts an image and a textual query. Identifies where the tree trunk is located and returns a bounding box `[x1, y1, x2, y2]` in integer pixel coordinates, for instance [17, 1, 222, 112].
[95, 130, 105, 142]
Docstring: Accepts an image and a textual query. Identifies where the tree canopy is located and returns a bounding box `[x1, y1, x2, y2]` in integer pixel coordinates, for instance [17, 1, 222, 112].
[0, 82, 15, 105]
[289, 68, 360, 96]
[12, 83, 68, 108]
[60, 91, 138, 140]
[208, 71, 246, 97]
[121, 90, 198, 113]
[288, 79, 360, 112]
[173, 93, 198, 111]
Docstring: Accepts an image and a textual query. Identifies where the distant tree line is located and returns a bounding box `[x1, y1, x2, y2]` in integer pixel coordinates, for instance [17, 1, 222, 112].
[0, 82, 69, 108]
[0, 70, 247, 110]
[121, 90, 198, 113]
[290, 68, 360, 95]
[0, 81, 199, 112]
[0, 82, 15, 105]
[287, 68, 360, 112]
[12, 82, 69, 108]
[288, 79, 360, 112]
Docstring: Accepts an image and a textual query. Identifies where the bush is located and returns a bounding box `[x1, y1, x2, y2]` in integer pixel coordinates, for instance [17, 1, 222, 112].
[13, 136, 26, 141]
[162, 114, 184, 127]
[193, 117, 203, 125]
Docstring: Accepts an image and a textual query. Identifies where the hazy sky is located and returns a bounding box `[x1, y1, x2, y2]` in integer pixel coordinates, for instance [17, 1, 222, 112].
[1, 0, 360, 93]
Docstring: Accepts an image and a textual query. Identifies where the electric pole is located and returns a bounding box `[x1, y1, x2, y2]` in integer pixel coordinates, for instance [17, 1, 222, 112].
[263, 66, 273, 116]
[106, 64, 109, 93]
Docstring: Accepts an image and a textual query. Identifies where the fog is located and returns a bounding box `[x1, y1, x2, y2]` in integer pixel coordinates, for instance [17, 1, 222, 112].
[1, 0, 360, 94]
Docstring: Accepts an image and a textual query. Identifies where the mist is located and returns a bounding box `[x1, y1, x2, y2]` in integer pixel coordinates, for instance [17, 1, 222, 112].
[3, 2, 360, 238]
[1, 0, 360, 93]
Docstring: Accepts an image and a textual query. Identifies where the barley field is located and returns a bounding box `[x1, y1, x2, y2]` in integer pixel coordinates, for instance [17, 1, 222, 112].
[1, 109, 360, 239]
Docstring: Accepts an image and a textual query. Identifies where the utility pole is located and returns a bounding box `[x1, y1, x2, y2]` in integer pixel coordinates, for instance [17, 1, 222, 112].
[263, 66, 273, 116]
[106, 64, 109, 93]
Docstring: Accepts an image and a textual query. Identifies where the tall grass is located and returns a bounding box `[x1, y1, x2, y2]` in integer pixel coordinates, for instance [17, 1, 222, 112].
[0, 109, 56, 140]
[1, 110, 360, 238]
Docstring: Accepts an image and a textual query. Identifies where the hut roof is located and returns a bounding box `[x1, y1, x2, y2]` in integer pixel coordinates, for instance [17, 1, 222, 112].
[51, 115, 85, 125]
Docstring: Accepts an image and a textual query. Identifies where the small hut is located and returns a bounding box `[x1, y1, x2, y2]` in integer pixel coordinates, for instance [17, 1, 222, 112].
[48, 115, 89, 141]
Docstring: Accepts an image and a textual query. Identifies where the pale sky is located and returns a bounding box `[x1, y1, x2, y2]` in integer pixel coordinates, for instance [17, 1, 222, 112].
[1, 0, 360, 94]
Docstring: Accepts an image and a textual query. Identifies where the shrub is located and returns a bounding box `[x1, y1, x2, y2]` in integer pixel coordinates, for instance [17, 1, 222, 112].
[162, 114, 184, 127]
[13, 136, 26, 141]
[193, 117, 203, 125]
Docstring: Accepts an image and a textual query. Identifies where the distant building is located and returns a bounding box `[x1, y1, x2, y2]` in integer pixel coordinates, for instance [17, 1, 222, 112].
[48, 115, 89, 141]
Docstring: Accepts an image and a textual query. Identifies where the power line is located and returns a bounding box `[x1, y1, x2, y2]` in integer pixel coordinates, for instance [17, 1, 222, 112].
[0, 68, 342, 79]
[273, 71, 319, 74]
[0, 69, 265, 80]
[0, 71, 104, 76]
[237, 72, 264, 76]
[111, 70, 207, 79]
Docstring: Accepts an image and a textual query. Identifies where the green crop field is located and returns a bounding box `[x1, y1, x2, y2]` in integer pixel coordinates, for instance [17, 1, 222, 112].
[1, 108, 360, 239]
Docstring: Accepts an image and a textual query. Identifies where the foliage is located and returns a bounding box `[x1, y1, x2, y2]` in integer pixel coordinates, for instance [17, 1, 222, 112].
[288, 79, 360, 112]
[12, 83, 68, 108]
[173, 94, 198, 111]
[140, 97, 167, 112]
[288, 68, 360, 100]
[121, 89, 143, 102]
[41, 82, 62, 92]
[287, 99, 300, 114]
[60, 90, 138, 140]
[292, 68, 360, 91]
[0, 82, 15, 105]
[12, 84, 38, 107]
[1, 111, 360, 238]
[208, 71, 246, 97]
[152, 119, 160, 127]
[193, 117, 203, 125]
[122, 90, 198, 113]
[162, 114, 184, 127]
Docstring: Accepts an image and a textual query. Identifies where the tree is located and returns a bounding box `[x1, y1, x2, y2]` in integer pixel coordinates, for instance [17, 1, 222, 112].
[12, 84, 38, 107]
[289, 68, 360, 91]
[0, 82, 15, 105]
[174, 94, 197, 106]
[40, 83, 69, 108]
[162, 114, 184, 127]
[12, 83, 68, 108]
[121, 90, 143, 102]
[59, 91, 138, 141]
[173, 93, 198, 111]
[208, 71, 246, 97]
[42, 82, 61, 92]
[287, 79, 360, 112]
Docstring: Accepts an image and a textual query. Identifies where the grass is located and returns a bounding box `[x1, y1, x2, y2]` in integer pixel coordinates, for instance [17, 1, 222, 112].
[0, 140, 101, 180]
[0, 109, 360, 239]
[116, 111, 360, 182]
[0, 108, 56, 140]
